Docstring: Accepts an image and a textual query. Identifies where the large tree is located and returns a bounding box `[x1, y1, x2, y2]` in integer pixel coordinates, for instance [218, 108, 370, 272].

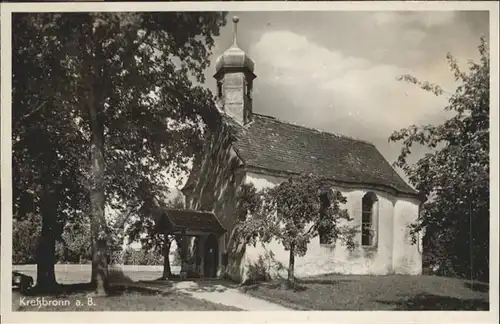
[237, 174, 358, 285]
[12, 13, 89, 290]
[389, 38, 489, 282]
[12, 12, 226, 295]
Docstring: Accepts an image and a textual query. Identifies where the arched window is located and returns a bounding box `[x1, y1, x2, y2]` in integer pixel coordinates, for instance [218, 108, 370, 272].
[318, 189, 332, 245]
[361, 192, 378, 247]
[217, 81, 223, 98]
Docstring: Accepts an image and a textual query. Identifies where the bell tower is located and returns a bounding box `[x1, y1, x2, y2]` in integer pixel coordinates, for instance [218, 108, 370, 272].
[214, 16, 256, 125]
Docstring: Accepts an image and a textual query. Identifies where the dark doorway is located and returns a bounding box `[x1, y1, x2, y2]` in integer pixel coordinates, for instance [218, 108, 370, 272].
[203, 234, 219, 278]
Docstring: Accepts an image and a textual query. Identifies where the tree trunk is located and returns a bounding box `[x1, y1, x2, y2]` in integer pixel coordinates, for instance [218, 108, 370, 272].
[35, 185, 59, 293]
[35, 227, 58, 293]
[162, 236, 172, 279]
[87, 86, 108, 296]
[287, 244, 295, 285]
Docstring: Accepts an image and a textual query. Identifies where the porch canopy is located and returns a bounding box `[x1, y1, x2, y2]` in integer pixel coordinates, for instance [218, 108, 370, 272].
[153, 208, 226, 236]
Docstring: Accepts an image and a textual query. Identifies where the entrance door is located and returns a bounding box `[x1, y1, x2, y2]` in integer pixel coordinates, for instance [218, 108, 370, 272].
[203, 234, 219, 278]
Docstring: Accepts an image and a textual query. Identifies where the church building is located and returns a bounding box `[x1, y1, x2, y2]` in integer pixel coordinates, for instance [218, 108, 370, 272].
[155, 17, 423, 283]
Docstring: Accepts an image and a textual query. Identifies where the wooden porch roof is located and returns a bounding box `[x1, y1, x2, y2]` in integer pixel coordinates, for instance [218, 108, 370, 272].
[154, 208, 226, 235]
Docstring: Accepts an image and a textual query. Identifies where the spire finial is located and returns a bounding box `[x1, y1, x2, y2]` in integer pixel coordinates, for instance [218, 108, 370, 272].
[232, 16, 239, 46]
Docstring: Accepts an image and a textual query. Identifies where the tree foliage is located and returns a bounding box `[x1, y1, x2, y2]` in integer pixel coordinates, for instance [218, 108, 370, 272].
[12, 12, 226, 293]
[125, 194, 185, 250]
[389, 38, 489, 281]
[236, 174, 357, 284]
[12, 213, 119, 265]
[57, 222, 92, 264]
[54, 220, 123, 264]
[122, 247, 164, 266]
[124, 192, 185, 278]
[12, 214, 42, 264]
[13, 13, 90, 290]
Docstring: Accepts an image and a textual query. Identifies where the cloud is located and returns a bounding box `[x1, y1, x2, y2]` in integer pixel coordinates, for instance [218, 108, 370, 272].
[250, 30, 450, 143]
[373, 11, 457, 28]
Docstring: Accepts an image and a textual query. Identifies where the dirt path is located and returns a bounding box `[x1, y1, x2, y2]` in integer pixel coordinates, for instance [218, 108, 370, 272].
[172, 281, 291, 311]
[137, 280, 291, 311]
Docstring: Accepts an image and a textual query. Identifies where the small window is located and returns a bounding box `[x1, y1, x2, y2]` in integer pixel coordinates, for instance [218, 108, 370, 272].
[361, 192, 378, 247]
[217, 81, 223, 97]
[318, 191, 332, 245]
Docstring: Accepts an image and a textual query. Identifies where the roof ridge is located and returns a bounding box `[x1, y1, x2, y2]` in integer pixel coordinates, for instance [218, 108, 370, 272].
[253, 113, 374, 146]
[253, 113, 277, 120]
[164, 208, 215, 215]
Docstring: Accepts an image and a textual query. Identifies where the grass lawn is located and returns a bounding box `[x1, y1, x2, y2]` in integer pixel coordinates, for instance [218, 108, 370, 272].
[11, 265, 242, 311]
[240, 274, 489, 311]
[12, 285, 242, 311]
[12, 265, 166, 285]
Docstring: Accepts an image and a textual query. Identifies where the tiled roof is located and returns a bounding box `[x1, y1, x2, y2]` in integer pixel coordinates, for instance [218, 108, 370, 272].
[228, 113, 418, 196]
[156, 208, 226, 234]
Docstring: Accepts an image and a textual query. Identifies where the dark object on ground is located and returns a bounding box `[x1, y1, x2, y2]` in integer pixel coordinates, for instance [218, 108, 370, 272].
[12, 271, 34, 293]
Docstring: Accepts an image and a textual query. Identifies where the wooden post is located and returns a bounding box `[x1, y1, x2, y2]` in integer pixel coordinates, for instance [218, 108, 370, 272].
[180, 232, 188, 280]
[162, 231, 172, 280]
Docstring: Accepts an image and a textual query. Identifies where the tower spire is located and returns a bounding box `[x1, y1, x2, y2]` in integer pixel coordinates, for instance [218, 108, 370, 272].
[232, 16, 239, 46]
[214, 16, 256, 125]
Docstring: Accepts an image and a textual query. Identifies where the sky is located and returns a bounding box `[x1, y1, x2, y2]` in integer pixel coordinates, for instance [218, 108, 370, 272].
[190, 10, 488, 182]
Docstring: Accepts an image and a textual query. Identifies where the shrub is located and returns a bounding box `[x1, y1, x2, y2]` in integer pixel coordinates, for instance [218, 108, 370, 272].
[12, 214, 41, 264]
[244, 250, 286, 285]
[246, 255, 270, 284]
[122, 247, 163, 265]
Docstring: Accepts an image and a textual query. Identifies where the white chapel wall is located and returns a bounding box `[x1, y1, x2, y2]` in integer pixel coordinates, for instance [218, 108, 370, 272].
[239, 171, 422, 281]
[392, 198, 422, 275]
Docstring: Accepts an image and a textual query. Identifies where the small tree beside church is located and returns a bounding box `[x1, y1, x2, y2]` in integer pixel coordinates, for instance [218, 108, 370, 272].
[237, 174, 358, 286]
